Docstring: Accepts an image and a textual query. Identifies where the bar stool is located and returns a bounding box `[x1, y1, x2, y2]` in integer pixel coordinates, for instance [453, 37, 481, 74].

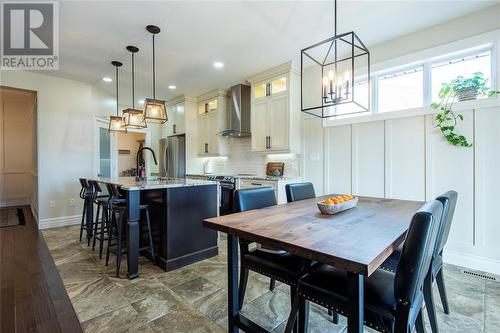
[78, 178, 89, 242]
[90, 180, 110, 258]
[105, 183, 155, 277]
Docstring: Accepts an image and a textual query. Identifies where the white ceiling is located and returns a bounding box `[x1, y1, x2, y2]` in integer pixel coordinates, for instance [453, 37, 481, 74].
[48, 0, 497, 104]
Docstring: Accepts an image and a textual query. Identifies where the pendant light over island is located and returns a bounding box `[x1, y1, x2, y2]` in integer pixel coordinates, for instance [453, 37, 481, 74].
[143, 25, 168, 124]
[108, 60, 127, 133]
[122, 45, 147, 129]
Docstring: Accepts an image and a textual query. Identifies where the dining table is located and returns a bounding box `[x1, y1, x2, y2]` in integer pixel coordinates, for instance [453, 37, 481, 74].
[203, 194, 423, 333]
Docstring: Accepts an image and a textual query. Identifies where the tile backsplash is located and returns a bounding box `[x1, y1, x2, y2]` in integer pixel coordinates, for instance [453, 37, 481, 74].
[200, 137, 300, 177]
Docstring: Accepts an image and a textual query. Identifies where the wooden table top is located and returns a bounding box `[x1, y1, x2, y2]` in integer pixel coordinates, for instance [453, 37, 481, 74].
[204, 195, 423, 276]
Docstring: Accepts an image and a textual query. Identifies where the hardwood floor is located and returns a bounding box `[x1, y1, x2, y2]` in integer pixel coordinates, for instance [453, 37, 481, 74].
[0, 206, 82, 333]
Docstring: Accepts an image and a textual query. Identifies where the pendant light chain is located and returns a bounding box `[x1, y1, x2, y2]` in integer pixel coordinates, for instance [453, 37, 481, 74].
[116, 65, 119, 116]
[152, 34, 156, 99]
[132, 51, 135, 109]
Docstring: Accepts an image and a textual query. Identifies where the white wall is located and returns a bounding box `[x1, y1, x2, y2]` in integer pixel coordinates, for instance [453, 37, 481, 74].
[303, 8, 500, 274]
[306, 100, 500, 275]
[0, 71, 161, 227]
[369, 5, 500, 65]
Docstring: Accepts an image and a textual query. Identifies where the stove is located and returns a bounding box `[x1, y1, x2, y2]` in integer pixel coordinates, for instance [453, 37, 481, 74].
[206, 175, 236, 185]
[206, 175, 235, 215]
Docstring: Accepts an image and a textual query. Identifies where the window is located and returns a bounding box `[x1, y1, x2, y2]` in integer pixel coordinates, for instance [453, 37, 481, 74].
[378, 67, 423, 112]
[431, 51, 491, 103]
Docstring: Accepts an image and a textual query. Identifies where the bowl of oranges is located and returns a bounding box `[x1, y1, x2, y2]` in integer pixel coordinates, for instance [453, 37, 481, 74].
[317, 195, 358, 215]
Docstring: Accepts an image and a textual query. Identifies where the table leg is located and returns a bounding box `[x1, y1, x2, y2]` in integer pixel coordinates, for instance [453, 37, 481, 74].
[347, 272, 364, 333]
[227, 234, 239, 333]
[85, 184, 94, 245]
[126, 190, 140, 279]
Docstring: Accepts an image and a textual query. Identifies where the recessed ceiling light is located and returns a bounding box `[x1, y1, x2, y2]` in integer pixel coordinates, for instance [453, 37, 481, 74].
[102, 77, 112, 82]
[168, 85, 176, 90]
[213, 61, 224, 69]
[138, 99, 145, 104]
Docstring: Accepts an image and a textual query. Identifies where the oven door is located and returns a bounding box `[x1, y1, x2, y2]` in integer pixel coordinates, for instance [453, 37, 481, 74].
[219, 183, 234, 216]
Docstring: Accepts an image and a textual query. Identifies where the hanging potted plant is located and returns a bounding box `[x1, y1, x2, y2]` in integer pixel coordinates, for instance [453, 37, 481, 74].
[431, 72, 498, 147]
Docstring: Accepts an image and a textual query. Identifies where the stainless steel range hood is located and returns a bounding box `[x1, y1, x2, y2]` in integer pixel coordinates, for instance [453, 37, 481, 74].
[218, 84, 251, 137]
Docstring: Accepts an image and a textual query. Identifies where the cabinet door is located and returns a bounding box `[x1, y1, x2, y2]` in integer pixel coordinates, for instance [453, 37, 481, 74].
[207, 111, 219, 155]
[251, 99, 269, 152]
[174, 104, 185, 134]
[198, 115, 208, 155]
[163, 105, 175, 137]
[268, 94, 289, 151]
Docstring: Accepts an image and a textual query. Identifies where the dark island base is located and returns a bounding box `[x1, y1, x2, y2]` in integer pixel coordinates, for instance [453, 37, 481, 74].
[140, 184, 219, 272]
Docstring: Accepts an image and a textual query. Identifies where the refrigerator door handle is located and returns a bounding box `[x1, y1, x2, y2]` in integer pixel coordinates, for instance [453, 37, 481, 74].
[163, 141, 172, 177]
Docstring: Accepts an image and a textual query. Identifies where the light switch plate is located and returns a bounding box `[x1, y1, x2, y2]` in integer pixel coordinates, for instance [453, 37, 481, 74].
[69, 198, 75, 207]
[49, 200, 55, 208]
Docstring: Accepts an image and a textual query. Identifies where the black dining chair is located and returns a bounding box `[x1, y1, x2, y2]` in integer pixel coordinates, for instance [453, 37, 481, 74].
[234, 187, 311, 331]
[285, 182, 339, 324]
[285, 182, 316, 203]
[380, 191, 458, 333]
[285, 199, 443, 333]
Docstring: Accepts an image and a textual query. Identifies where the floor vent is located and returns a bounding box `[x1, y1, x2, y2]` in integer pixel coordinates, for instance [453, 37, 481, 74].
[461, 269, 499, 282]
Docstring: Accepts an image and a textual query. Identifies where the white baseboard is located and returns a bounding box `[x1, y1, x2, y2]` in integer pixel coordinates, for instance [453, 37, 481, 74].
[38, 215, 81, 230]
[444, 250, 500, 276]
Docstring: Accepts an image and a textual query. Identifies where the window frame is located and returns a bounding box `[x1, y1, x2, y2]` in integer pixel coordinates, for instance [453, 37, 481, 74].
[347, 46, 493, 115]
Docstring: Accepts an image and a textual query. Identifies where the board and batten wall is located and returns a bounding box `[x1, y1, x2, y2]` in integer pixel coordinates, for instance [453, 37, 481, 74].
[302, 98, 500, 275]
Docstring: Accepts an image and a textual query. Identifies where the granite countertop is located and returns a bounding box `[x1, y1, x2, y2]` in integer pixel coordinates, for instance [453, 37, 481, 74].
[185, 174, 301, 181]
[94, 177, 217, 191]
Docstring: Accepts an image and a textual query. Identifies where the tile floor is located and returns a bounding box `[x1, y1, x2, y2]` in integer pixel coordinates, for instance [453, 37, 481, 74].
[42, 225, 500, 333]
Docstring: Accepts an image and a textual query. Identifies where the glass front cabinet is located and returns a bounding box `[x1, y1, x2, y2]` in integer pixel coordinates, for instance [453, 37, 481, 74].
[197, 90, 228, 157]
[247, 62, 302, 153]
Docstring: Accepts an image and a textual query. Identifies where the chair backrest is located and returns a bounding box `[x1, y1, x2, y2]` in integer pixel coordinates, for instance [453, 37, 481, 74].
[434, 191, 458, 257]
[89, 180, 103, 202]
[233, 187, 277, 213]
[394, 200, 443, 309]
[106, 183, 121, 200]
[78, 178, 88, 199]
[285, 182, 316, 203]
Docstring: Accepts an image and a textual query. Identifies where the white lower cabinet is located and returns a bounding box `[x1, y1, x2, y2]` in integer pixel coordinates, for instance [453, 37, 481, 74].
[237, 178, 298, 204]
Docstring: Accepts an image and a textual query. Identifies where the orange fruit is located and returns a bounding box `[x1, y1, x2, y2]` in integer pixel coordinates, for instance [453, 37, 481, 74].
[324, 199, 334, 205]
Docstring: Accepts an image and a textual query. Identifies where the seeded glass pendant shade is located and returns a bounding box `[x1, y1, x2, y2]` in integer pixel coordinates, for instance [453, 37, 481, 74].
[108, 61, 127, 133]
[143, 25, 167, 124]
[122, 45, 147, 129]
[301, 0, 370, 118]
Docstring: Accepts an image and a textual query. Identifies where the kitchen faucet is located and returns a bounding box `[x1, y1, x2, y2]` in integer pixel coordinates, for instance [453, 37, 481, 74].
[136, 147, 158, 179]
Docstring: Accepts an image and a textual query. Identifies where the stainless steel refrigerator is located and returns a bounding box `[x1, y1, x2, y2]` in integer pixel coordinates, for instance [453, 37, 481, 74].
[159, 135, 186, 178]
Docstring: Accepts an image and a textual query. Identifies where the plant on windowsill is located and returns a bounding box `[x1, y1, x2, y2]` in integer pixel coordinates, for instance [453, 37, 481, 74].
[431, 72, 499, 147]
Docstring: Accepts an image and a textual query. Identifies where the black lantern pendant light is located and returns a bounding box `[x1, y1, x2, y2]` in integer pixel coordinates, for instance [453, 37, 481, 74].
[143, 25, 167, 124]
[122, 45, 147, 129]
[108, 61, 127, 133]
[301, 0, 370, 118]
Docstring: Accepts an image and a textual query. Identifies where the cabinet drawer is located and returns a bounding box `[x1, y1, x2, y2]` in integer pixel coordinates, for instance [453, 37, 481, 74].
[238, 179, 277, 191]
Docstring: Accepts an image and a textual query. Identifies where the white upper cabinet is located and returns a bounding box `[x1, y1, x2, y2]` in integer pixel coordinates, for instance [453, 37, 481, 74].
[197, 90, 228, 156]
[247, 62, 301, 153]
[163, 97, 187, 137]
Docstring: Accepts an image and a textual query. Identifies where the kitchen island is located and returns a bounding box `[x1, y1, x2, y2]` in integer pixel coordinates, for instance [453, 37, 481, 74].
[86, 177, 219, 279]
